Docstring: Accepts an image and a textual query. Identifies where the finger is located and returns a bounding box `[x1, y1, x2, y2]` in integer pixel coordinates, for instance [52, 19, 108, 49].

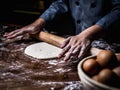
[72, 46, 81, 54]
[6, 30, 23, 39]
[7, 32, 22, 39]
[3, 31, 15, 37]
[3, 32, 9, 36]
[58, 45, 70, 58]
[60, 37, 71, 48]
[78, 40, 91, 59]
[78, 46, 86, 59]
[64, 51, 73, 61]
[63, 46, 77, 61]
[78, 45, 90, 59]
[4, 30, 19, 38]
[7, 29, 20, 36]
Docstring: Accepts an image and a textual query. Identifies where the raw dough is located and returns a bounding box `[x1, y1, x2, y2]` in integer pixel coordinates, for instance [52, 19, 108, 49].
[24, 42, 62, 59]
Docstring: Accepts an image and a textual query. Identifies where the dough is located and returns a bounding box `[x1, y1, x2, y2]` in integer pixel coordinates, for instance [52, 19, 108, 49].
[24, 42, 62, 59]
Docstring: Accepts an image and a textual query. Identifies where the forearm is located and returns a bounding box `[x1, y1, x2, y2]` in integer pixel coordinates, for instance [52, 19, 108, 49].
[32, 18, 46, 28]
[96, 0, 120, 30]
[78, 25, 106, 40]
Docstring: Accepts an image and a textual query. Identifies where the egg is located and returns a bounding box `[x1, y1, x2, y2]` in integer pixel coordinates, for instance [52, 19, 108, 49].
[82, 58, 100, 76]
[96, 50, 117, 68]
[97, 68, 113, 84]
[116, 54, 120, 63]
[97, 68, 120, 88]
[113, 66, 120, 78]
[92, 75, 99, 81]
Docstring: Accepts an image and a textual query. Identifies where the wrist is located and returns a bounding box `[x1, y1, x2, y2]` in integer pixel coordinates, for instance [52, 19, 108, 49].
[80, 25, 104, 40]
[33, 18, 46, 27]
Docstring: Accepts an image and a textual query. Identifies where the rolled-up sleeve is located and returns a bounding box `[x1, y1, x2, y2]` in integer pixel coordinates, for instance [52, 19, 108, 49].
[96, 0, 120, 30]
[40, 0, 68, 22]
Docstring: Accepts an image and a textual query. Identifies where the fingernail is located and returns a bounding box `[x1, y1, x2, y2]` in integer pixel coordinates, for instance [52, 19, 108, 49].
[78, 54, 82, 59]
[57, 56, 61, 59]
[64, 57, 69, 62]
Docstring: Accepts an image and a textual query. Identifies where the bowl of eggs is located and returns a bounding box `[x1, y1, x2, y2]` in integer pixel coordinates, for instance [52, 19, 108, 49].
[77, 50, 120, 90]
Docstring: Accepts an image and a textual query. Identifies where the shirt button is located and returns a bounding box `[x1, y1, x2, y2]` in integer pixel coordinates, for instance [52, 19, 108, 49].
[77, 20, 81, 24]
[75, 1, 80, 6]
[91, 2, 96, 8]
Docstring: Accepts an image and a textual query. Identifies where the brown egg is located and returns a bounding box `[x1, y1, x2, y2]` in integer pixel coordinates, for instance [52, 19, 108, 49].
[96, 50, 117, 68]
[92, 75, 99, 81]
[97, 68, 113, 84]
[116, 54, 120, 63]
[97, 68, 120, 88]
[82, 58, 100, 76]
[113, 66, 120, 78]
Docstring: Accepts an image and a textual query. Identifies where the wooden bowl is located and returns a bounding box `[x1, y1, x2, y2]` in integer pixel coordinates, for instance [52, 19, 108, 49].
[77, 55, 120, 90]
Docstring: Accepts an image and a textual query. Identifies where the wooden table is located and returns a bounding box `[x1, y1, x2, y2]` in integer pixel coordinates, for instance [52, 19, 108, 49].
[0, 39, 82, 90]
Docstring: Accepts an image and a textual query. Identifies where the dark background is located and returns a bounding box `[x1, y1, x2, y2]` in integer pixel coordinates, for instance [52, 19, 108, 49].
[0, 0, 74, 35]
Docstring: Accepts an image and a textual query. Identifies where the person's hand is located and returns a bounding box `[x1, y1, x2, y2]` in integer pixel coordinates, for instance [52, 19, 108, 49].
[58, 25, 104, 62]
[58, 34, 91, 61]
[4, 18, 45, 39]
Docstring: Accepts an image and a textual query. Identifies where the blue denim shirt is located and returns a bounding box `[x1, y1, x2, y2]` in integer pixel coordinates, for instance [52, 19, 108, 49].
[40, 0, 120, 35]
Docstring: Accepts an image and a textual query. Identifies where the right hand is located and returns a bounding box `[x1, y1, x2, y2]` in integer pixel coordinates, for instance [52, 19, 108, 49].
[4, 18, 45, 39]
[58, 25, 104, 62]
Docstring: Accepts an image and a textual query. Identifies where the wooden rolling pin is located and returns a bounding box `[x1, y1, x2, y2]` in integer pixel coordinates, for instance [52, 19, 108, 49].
[3, 30, 120, 58]
[34, 31, 102, 56]
[34, 31, 120, 62]
[35, 31, 65, 47]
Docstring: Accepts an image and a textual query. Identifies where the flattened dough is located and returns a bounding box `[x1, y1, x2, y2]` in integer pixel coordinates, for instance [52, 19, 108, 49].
[24, 42, 62, 59]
